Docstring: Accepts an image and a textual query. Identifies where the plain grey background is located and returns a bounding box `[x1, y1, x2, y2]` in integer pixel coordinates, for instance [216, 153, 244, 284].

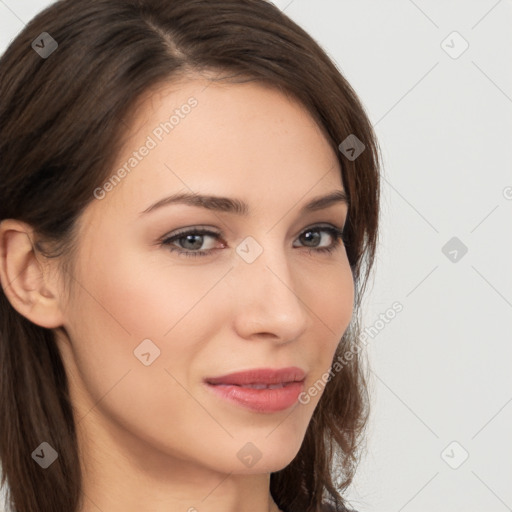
[1, 1, 511, 511]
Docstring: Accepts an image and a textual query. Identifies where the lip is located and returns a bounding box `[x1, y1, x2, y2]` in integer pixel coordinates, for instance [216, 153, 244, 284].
[204, 366, 306, 386]
[204, 381, 305, 413]
[203, 367, 306, 413]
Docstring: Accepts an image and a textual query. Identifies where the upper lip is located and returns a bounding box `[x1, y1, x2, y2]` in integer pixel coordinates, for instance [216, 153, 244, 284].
[205, 366, 306, 386]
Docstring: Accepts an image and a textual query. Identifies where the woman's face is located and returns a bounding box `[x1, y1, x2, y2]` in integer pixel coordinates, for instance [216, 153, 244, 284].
[55, 77, 354, 478]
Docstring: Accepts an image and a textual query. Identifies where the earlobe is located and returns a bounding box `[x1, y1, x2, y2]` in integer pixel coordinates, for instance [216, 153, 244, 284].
[0, 219, 65, 328]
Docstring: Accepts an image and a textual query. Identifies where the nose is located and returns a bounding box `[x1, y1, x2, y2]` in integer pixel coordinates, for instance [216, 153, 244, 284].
[230, 238, 309, 343]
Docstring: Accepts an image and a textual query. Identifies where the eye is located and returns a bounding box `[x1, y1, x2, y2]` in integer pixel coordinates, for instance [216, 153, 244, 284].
[293, 225, 345, 255]
[160, 228, 223, 258]
[160, 224, 345, 258]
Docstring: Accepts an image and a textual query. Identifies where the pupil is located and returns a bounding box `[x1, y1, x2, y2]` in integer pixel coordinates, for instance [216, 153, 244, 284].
[183, 234, 203, 250]
[303, 231, 320, 247]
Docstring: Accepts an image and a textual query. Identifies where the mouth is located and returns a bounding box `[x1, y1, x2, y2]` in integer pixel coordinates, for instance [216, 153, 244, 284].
[203, 367, 307, 413]
[204, 380, 306, 413]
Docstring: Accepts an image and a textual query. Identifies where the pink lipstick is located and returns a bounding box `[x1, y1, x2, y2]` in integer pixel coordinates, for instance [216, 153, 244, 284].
[204, 367, 306, 413]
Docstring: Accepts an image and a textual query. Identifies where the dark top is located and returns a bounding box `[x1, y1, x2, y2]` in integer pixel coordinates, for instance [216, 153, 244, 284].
[320, 502, 357, 512]
[281, 501, 357, 512]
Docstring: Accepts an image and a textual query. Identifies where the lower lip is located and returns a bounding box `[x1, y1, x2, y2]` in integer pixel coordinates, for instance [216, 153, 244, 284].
[205, 381, 304, 413]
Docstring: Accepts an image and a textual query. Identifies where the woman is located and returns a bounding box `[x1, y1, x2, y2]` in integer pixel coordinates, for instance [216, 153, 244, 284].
[0, 1, 381, 511]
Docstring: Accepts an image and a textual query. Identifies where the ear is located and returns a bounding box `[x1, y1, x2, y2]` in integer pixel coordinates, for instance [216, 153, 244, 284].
[0, 219, 65, 328]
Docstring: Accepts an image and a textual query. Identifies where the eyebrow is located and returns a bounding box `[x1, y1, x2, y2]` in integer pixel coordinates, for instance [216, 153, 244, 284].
[139, 189, 349, 217]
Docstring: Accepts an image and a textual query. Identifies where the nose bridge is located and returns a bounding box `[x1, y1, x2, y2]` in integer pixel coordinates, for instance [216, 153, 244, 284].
[231, 233, 308, 340]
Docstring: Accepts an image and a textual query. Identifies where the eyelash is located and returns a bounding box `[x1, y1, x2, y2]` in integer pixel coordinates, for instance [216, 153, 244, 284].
[160, 224, 346, 258]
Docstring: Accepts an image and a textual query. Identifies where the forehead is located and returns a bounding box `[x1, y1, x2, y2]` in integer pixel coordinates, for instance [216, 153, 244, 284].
[87, 77, 342, 222]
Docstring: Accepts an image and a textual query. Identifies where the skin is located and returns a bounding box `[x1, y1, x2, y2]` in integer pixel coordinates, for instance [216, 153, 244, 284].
[0, 77, 354, 512]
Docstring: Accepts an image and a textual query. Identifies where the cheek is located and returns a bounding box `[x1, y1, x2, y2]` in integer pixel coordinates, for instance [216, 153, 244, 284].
[303, 258, 354, 340]
[63, 245, 232, 395]
[323, 264, 354, 332]
[74, 245, 229, 341]
[61, 249, 225, 450]
[300, 260, 354, 385]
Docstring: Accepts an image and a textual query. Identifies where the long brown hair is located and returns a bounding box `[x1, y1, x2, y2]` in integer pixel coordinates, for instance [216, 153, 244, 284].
[0, 1, 381, 511]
